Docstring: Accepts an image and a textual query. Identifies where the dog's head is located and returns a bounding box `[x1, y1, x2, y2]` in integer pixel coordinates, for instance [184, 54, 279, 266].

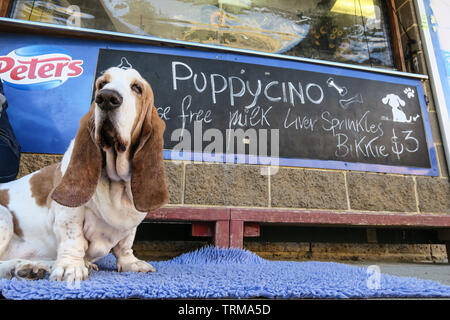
[51, 67, 169, 212]
[382, 94, 405, 109]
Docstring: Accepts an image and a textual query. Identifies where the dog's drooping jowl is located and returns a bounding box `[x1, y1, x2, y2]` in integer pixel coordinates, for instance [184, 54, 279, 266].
[0, 67, 169, 282]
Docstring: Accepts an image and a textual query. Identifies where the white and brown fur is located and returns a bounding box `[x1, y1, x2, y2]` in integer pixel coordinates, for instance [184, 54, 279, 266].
[0, 67, 169, 282]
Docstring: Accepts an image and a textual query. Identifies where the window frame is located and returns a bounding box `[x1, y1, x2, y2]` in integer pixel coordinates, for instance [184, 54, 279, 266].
[0, 0, 11, 17]
[0, 0, 410, 74]
[385, 0, 407, 72]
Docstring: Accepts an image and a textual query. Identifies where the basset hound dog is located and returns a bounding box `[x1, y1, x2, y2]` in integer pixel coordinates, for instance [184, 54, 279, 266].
[0, 67, 169, 283]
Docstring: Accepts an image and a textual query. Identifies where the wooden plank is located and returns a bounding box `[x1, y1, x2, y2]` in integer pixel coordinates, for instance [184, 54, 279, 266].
[243, 222, 260, 237]
[0, 0, 11, 18]
[147, 206, 450, 228]
[192, 222, 213, 237]
[230, 220, 244, 248]
[214, 220, 230, 248]
[146, 206, 230, 221]
[146, 207, 231, 247]
[231, 208, 450, 228]
[147, 206, 450, 250]
[386, 0, 407, 72]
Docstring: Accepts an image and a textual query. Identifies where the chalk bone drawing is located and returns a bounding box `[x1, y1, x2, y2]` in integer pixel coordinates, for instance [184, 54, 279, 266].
[381, 93, 420, 123]
[339, 93, 363, 110]
[327, 77, 347, 96]
[117, 57, 133, 70]
[327, 77, 363, 110]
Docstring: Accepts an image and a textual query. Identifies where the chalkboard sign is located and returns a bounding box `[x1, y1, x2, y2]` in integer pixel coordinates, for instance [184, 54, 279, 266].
[95, 47, 437, 175]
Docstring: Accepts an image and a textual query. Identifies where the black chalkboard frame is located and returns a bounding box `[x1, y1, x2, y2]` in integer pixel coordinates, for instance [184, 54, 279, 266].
[97, 43, 439, 176]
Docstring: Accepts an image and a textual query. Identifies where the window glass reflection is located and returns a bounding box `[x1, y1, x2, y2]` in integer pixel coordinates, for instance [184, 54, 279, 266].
[10, 0, 394, 68]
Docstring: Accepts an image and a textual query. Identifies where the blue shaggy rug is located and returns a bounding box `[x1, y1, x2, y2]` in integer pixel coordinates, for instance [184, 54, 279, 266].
[1, 247, 450, 299]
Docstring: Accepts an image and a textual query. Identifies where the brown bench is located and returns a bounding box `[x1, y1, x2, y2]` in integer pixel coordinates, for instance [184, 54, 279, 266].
[146, 206, 450, 260]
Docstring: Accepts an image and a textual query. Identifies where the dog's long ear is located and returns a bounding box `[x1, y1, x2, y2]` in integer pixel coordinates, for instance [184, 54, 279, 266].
[131, 104, 169, 212]
[51, 104, 103, 207]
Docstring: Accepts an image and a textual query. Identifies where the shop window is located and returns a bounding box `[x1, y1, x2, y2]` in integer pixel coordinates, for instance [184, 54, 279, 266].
[8, 0, 394, 68]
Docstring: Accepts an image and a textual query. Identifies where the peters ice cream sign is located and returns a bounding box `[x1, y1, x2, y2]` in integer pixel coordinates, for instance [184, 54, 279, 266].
[0, 45, 83, 90]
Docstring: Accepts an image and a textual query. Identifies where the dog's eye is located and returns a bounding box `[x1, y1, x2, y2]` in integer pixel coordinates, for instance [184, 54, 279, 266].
[98, 81, 108, 89]
[131, 83, 142, 95]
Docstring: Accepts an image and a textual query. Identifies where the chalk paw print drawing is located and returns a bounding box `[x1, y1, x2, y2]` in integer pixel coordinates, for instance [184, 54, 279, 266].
[403, 87, 415, 99]
[381, 93, 420, 123]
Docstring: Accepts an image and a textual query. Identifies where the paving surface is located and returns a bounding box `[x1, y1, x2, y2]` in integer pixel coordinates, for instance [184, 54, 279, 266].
[350, 262, 450, 286]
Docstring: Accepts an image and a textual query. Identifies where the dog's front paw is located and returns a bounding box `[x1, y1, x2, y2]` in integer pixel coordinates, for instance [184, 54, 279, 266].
[117, 259, 155, 273]
[11, 260, 52, 280]
[50, 260, 89, 282]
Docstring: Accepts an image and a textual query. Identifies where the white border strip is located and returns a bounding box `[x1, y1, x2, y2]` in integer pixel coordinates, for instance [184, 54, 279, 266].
[415, 0, 450, 176]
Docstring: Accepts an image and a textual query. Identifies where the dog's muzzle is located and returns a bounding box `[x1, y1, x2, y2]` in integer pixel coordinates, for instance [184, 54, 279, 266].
[95, 89, 123, 111]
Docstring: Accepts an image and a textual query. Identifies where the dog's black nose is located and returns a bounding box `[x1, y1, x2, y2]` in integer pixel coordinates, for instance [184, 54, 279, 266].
[95, 89, 123, 111]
